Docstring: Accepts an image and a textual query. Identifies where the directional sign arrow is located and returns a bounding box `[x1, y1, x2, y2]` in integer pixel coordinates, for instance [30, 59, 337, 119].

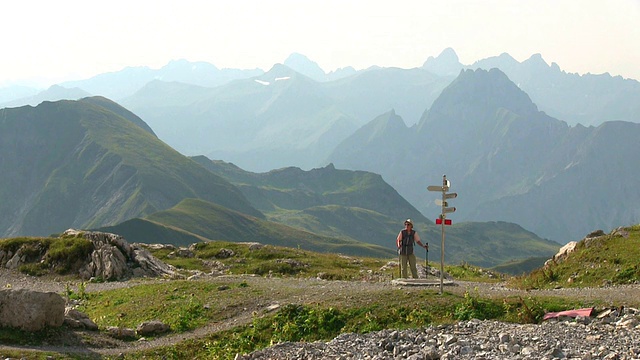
[443, 207, 456, 213]
[435, 199, 448, 206]
[444, 192, 458, 199]
[428, 185, 449, 192]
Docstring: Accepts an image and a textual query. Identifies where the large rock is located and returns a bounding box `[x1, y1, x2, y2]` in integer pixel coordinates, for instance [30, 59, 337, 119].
[64, 229, 180, 281]
[0, 289, 65, 331]
[136, 320, 171, 336]
[64, 307, 99, 330]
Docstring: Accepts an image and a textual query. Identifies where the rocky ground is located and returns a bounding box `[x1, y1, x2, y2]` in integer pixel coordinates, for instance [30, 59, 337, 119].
[239, 314, 640, 359]
[2, 268, 640, 359]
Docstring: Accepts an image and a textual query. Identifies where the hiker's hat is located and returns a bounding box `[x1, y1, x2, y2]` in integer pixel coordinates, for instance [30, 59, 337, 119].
[404, 219, 413, 226]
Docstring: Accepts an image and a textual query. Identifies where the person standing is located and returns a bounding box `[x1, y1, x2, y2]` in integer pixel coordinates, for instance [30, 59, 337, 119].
[396, 219, 428, 278]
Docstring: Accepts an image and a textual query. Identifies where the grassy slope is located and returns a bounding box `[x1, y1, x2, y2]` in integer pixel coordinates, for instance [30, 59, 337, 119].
[510, 224, 640, 289]
[0, 98, 262, 237]
[194, 157, 560, 267]
[4, 230, 636, 359]
[142, 198, 396, 258]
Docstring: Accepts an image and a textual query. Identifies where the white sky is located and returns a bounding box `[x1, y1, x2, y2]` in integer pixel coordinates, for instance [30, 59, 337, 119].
[2, 0, 639, 88]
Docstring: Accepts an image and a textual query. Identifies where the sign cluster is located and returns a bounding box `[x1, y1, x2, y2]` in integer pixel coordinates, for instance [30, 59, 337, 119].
[427, 174, 458, 293]
[427, 175, 457, 225]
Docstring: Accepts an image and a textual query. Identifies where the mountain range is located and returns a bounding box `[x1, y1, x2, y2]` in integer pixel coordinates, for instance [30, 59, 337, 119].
[1, 49, 638, 246]
[0, 96, 559, 266]
[329, 68, 640, 243]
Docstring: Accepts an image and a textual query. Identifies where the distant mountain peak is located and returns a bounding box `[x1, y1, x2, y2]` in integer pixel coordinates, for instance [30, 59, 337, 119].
[522, 53, 551, 70]
[438, 47, 460, 62]
[527, 53, 546, 62]
[260, 64, 299, 81]
[422, 48, 463, 76]
[469, 52, 519, 71]
[283, 53, 327, 81]
[421, 68, 540, 131]
[497, 52, 517, 61]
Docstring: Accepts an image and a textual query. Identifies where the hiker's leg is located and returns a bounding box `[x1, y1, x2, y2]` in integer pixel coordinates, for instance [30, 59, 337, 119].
[409, 254, 418, 278]
[401, 255, 409, 278]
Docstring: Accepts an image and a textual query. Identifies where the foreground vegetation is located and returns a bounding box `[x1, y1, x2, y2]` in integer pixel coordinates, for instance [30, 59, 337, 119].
[1, 224, 639, 359]
[509, 225, 640, 289]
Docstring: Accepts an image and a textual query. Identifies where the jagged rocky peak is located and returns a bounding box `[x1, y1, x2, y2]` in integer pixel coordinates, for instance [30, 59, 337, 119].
[423, 48, 463, 76]
[438, 68, 539, 115]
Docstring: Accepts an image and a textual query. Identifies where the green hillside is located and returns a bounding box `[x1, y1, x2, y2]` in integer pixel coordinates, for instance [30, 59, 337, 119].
[490, 256, 549, 276]
[0, 97, 261, 237]
[104, 198, 396, 258]
[97, 218, 209, 248]
[511, 225, 640, 289]
[193, 157, 560, 266]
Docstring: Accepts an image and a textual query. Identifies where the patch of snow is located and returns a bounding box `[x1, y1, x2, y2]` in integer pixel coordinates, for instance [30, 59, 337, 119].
[254, 79, 270, 85]
[275, 77, 291, 81]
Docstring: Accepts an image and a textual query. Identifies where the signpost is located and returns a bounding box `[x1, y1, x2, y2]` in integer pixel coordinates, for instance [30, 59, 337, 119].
[427, 175, 457, 294]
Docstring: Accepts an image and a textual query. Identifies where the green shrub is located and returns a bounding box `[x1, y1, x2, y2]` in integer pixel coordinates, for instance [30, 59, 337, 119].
[18, 262, 49, 276]
[44, 237, 94, 273]
[503, 296, 546, 323]
[272, 304, 347, 343]
[0, 237, 47, 254]
[454, 289, 504, 321]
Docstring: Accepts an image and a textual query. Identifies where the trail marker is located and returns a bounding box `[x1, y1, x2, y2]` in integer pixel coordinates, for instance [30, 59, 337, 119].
[426, 175, 458, 294]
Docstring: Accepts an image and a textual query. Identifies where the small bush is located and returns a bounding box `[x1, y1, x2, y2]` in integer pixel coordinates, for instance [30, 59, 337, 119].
[45, 237, 94, 273]
[614, 266, 639, 283]
[18, 262, 49, 276]
[454, 289, 504, 321]
[0, 237, 47, 254]
[272, 304, 347, 343]
[503, 296, 546, 324]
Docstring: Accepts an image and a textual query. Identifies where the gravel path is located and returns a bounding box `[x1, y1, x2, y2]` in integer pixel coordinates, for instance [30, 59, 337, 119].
[1, 268, 640, 358]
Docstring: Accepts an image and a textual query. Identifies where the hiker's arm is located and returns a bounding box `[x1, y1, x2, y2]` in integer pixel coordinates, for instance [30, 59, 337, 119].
[396, 232, 402, 248]
[415, 233, 427, 249]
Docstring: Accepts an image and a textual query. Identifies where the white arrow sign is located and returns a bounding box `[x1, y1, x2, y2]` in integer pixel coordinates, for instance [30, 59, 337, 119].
[428, 185, 449, 192]
[444, 192, 458, 199]
[443, 207, 456, 213]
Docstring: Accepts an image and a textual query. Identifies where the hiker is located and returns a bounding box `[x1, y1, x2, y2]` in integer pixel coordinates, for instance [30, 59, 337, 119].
[396, 219, 428, 278]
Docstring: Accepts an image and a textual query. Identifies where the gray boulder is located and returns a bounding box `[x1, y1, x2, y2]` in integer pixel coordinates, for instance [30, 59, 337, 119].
[64, 229, 180, 281]
[64, 307, 99, 330]
[106, 326, 137, 339]
[136, 320, 171, 336]
[0, 289, 65, 331]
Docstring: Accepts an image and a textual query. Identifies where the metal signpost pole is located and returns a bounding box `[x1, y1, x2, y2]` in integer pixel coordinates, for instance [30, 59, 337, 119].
[425, 243, 428, 278]
[428, 175, 457, 295]
[440, 175, 446, 294]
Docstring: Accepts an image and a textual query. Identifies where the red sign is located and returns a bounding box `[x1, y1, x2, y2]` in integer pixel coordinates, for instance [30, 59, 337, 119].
[436, 219, 452, 225]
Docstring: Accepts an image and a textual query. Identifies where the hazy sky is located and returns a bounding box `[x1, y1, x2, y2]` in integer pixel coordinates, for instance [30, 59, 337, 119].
[3, 0, 639, 88]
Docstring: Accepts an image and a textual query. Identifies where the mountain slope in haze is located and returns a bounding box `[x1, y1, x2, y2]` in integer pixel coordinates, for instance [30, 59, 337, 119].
[283, 52, 361, 82]
[123, 64, 362, 171]
[79, 96, 157, 136]
[424, 48, 640, 127]
[0, 85, 91, 108]
[122, 64, 451, 172]
[470, 52, 640, 127]
[192, 159, 427, 249]
[192, 157, 559, 267]
[0, 97, 261, 237]
[101, 198, 395, 258]
[329, 68, 640, 243]
[0, 85, 39, 103]
[59, 59, 264, 100]
[323, 66, 453, 127]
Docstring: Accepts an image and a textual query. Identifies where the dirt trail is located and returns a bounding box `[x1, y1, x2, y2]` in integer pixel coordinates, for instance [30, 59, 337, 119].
[1, 271, 639, 357]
